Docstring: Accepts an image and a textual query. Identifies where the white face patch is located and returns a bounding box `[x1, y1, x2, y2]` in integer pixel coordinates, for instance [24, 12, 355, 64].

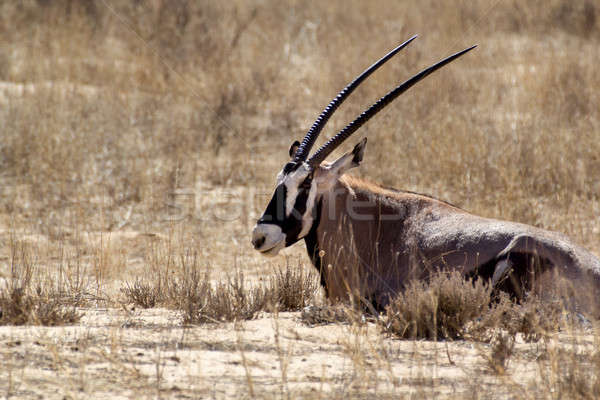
[297, 178, 317, 239]
[272, 162, 318, 242]
[282, 163, 312, 218]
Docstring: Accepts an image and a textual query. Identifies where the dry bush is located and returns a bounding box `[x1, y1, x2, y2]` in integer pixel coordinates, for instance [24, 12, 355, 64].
[382, 271, 493, 340]
[268, 264, 319, 312]
[500, 295, 565, 342]
[0, 241, 81, 326]
[172, 265, 319, 324]
[120, 279, 164, 309]
[121, 250, 268, 323]
[0, 287, 81, 326]
[381, 271, 581, 341]
[176, 271, 269, 324]
[121, 256, 319, 322]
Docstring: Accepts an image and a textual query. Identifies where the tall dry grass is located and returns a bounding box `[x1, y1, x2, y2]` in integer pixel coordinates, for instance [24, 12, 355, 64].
[1, 1, 598, 250]
[0, 1, 599, 398]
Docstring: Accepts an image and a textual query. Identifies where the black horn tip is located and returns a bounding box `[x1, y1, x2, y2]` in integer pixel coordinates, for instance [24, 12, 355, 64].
[463, 44, 478, 53]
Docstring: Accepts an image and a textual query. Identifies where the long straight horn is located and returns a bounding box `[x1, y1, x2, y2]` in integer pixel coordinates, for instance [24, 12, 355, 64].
[307, 45, 477, 167]
[293, 35, 418, 163]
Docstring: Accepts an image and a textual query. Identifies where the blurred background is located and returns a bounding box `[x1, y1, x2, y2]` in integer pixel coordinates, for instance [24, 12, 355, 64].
[1, 0, 599, 282]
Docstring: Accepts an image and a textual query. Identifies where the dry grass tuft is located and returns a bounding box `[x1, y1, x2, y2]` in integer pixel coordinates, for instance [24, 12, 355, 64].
[121, 260, 319, 323]
[381, 271, 581, 342]
[176, 271, 269, 324]
[539, 348, 600, 399]
[382, 271, 493, 340]
[120, 279, 163, 309]
[0, 287, 81, 326]
[499, 295, 566, 342]
[0, 241, 81, 326]
[268, 264, 319, 312]
[485, 332, 516, 375]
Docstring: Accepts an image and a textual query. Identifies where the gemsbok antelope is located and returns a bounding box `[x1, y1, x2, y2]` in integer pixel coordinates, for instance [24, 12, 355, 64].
[251, 36, 600, 311]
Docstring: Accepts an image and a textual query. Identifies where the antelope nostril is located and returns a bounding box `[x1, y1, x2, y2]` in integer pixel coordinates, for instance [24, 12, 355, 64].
[252, 235, 265, 249]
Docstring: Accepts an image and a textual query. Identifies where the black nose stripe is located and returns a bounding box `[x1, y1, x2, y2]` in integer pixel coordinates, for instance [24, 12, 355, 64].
[259, 184, 287, 224]
[283, 162, 299, 174]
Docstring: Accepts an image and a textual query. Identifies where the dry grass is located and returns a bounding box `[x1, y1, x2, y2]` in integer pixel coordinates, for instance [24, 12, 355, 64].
[546, 348, 600, 399]
[0, 240, 81, 326]
[383, 271, 493, 340]
[1, 1, 599, 245]
[268, 262, 320, 312]
[121, 257, 319, 322]
[380, 271, 578, 342]
[1, 0, 600, 398]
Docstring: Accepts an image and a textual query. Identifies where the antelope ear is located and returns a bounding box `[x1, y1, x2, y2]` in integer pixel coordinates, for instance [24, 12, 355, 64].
[331, 138, 367, 173]
[317, 138, 367, 187]
[350, 137, 367, 165]
[289, 140, 301, 158]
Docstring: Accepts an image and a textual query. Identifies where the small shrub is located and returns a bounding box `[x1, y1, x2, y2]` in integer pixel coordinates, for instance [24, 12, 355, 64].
[268, 265, 319, 312]
[174, 264, 320, 324]
[382, 271, 493, 340]
[380, 270, 579, 341]
[120, 279, 164, 309]
[176, 271, 268, 324]
[121, 260, 320, 324]
[501, 295, 565, 342]
[0, 281, 81, 326]
[0, 241, 81, 326]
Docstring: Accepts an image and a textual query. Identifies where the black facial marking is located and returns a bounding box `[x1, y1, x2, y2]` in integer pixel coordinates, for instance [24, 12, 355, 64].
[303, 198, 327, 292]
[257, 173, 316, 248]
[282, 162, 299, 175]
[301, 173, 313, 189]
[258, 184, 287, 225]
[283, 178, 312, 246]
[290, 176, 312, 219]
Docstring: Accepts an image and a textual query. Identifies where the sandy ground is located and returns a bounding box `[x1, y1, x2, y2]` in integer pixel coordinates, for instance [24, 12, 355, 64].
[1, 306, 596, 399]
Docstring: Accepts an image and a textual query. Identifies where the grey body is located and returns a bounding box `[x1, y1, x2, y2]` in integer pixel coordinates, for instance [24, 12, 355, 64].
[308, 175, 600, 309]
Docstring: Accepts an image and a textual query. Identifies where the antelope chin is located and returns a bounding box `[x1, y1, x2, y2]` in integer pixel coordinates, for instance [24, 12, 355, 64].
[258, 240, 285, 257]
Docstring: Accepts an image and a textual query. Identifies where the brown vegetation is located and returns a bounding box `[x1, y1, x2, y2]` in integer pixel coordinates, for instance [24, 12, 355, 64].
[1, 0, 599, 398]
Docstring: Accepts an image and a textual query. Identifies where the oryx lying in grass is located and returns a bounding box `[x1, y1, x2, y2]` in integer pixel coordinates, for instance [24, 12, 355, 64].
[252, 36, 600, 311]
